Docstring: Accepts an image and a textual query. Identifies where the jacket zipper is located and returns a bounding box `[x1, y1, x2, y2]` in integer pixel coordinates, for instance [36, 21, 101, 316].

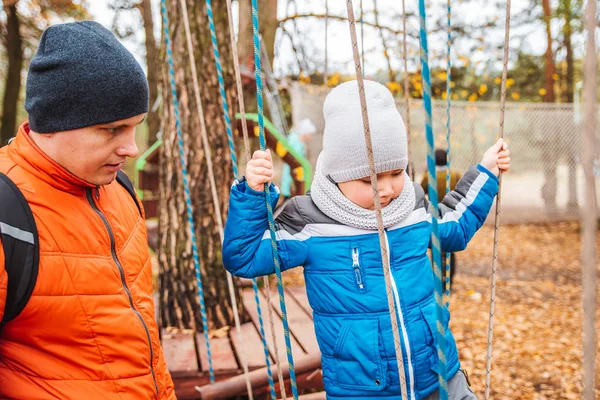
[385, 231, 416, 400]
[86, 188, 159, 397]
[351, 247, 365, 290]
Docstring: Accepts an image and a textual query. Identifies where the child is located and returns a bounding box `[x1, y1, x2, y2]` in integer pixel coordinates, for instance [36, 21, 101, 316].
[223, 80, 510, 400]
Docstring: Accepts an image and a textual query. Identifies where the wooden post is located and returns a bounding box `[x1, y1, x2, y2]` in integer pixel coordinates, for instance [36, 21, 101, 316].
[581, 0, 597, 398]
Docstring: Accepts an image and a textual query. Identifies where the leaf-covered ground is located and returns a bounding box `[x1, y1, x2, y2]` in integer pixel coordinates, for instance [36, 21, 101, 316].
[281, 222, 599, 399]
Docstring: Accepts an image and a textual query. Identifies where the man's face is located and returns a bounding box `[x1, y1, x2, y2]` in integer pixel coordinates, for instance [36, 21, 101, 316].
[32, 114, 145, 186]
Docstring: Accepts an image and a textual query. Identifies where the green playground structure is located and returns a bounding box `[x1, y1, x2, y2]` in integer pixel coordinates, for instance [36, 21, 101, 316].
[236, 112, 313, 191]
[134, 114, 313, 219]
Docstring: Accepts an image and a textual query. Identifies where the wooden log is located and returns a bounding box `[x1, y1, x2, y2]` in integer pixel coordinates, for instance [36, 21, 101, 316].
[280, 393, 326, 400]
[195, 353, 321, 399]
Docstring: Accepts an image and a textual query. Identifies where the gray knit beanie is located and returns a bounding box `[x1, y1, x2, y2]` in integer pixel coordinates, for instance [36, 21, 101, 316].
[320, 80, 407, 183]
[25, 21, 149, 133]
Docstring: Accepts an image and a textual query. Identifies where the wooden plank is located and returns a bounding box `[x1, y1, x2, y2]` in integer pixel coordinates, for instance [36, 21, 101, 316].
[242, 289, 305, 365]
[230, 322, 269, 369]
[286, 286, 313, 318]
[161, 330, 198, 374]
[279, 393, 326, 400]
[172, 371, 240, 400]
[265, 288, 319, 355]
[197, 334, 238, 373]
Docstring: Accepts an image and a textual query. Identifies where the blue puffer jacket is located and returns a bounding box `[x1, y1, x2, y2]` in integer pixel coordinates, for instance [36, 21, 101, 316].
[223, 165, 498, 399]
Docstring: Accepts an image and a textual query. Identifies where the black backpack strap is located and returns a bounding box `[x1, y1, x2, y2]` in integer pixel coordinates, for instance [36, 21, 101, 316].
[0, 170, 140, 327]
[116, 170, 142, 217]
[0, 173, 39, 325]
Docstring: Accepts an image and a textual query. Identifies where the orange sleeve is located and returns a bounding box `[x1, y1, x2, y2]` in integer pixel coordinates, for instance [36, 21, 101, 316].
[0, 242, 6, 322]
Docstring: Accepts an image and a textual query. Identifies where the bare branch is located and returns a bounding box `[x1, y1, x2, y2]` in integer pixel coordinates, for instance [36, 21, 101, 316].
[287, 0, 312, 72]
[279, 23, 306, 74]
[279, 13, 409, 37]
[372, 0, 395, 83]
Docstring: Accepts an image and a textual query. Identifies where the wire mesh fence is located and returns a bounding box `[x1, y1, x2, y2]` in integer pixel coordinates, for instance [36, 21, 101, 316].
[290, 83, 600, 223]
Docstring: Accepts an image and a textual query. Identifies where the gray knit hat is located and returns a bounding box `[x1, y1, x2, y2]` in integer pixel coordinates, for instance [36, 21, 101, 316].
[25, 21, 149, 133]
[320, 80, 407, 183]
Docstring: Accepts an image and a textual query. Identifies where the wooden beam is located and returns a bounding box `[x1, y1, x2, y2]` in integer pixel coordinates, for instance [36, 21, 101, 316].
[195, 354, 321, 399]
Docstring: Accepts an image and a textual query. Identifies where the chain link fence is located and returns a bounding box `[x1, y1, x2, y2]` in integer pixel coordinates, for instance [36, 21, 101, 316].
[290, 83, 600, 223]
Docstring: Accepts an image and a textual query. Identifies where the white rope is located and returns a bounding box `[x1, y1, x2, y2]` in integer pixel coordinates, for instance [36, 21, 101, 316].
[179, 0, 253, 397]
[401, 0, 412, 179]
[360, 0, 365, 70]
[324, 0, 329, 87]
[346, 2, 408, 399]
[225, 1, 288, 398]
[485, 0, 511, 398]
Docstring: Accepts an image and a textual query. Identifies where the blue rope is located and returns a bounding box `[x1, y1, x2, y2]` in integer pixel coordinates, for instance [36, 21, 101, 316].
[205, 0, 238, 178]
[160, 0, 215, 383]
[418, 0, 448, 398]
[252, 1, 299, 398]
[445, 0, 452, 308]
[204, 1, 276, 396]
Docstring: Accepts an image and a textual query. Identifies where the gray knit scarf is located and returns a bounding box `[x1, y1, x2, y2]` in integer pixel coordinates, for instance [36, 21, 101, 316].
[311, 157, 416, 230]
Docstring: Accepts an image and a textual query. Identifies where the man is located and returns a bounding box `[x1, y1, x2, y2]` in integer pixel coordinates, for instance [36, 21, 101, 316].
[0, 21, 175, 399]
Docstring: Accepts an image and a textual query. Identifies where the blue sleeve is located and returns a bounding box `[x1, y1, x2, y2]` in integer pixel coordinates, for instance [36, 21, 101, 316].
[429, 164, 499, 252]
[222, 179, 308, 278]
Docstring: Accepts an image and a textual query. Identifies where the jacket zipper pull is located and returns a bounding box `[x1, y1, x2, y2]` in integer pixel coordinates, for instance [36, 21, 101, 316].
[95, 187, 100, 200]
[352, 247, 364, 290]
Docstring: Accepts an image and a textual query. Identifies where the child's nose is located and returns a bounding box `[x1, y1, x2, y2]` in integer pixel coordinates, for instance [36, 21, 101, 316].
[379, 182, 394, 197]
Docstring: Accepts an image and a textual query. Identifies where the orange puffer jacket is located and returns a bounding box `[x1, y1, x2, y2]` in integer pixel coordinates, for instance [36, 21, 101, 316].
[0, 123, 175, 399]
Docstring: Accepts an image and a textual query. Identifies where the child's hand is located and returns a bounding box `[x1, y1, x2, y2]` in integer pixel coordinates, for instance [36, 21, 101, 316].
[481, 138, 511, 176]
[246, 150, 274, 192]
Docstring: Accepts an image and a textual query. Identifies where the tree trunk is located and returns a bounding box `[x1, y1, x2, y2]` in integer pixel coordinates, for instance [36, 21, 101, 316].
[541, 0, 557, 209]
[158, 0, 243, 330]
[563, 0, 574, 103]
[140, 0, 160, 144]
[237, 0, 277, 68]
[1, 1, 23, 145]
[237, 0, 254, 73]
[541, 0, 555, 103]
[563, 0, 578, 208]
[237, 0, 278, 113]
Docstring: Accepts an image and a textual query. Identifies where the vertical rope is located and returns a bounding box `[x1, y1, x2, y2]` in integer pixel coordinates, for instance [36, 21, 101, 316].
[401, 0, 412, 179]
[205, 0, 238, 177]
[345, 2, 408, 399]
[417, 0, 448, 398]
[252, 1, 299, 399]
[224, 0, 280, 397]
[179, 0, 258, 396]
[324, 0, 329, 87]
[360, 0, 365, 70]
[225, 1, 279, 398]
[581, 0, 598, 398]
[444, 0, 452, 308]
[226, 0, 251, 161]
[485, 0, 511, 398]
[159, 0, 215, 383]
[205, 0, 279, 397]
